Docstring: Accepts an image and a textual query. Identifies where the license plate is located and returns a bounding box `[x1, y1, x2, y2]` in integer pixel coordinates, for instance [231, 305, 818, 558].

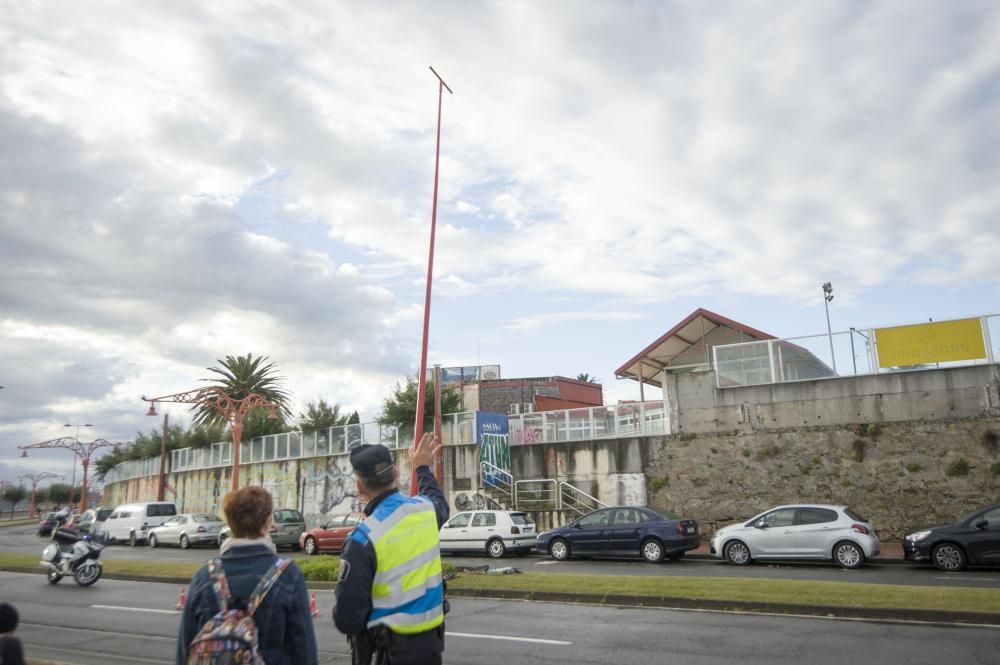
[685, 526, 696, 534]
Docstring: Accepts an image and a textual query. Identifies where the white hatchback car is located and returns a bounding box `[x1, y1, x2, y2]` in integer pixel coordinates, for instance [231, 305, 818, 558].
[439, 510, 536, 558]
[710, 504, 880, 569]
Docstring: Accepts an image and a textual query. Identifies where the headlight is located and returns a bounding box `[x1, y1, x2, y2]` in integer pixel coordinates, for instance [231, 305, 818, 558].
[907, 530, 932, 541]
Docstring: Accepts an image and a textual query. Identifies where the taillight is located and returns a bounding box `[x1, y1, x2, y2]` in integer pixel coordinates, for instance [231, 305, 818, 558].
[851, 523, 870, 535]
[510, 526, 520, 534]
[197, 526, 206, 533]
[676, 523, 685, 534]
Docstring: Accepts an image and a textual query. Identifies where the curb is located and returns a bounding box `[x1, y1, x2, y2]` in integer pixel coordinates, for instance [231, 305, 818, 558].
[446, 587, 1000, 626]
[685, 553, 911, 566]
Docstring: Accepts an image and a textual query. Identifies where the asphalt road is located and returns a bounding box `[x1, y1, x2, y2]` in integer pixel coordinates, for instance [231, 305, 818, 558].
[5, 525, 1000, 589]
[1, 571, 997, 665]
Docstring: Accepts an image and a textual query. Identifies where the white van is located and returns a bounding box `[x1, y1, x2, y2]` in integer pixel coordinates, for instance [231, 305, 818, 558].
[104, 502, 178, 546]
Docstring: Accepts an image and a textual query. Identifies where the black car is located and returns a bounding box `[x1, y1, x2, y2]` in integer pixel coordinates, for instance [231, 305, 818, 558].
[904, 503, 1000, 571]
[535, 506, 700, 563]
[37, 512, 62, 537]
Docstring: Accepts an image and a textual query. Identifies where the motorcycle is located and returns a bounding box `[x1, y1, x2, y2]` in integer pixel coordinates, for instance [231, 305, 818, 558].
[40, 526, 105, 587]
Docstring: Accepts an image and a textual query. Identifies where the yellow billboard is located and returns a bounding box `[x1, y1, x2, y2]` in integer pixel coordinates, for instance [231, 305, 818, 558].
[875, 318, 986, 368]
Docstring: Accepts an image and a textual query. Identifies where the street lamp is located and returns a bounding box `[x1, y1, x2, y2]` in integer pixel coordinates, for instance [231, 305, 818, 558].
[822, 282, 837, 374]
[64, 423, 93, 494]
[18, 438, 116, 512]
[145, 403, 170, 501]
[19, 472, 62, 517]
[142, 387, 280, 491]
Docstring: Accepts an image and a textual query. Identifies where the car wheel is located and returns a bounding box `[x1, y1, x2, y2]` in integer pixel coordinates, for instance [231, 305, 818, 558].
[180, 534, 191, 550]
[724, 540, 752, 566]
[833, 541, 865, 569]
[666, 552, 685, 561]
[129, 532, 138, 547]
[148, 534, 158, 548]
[305, 537, 318, 555]
[487, 538, 506, 559]
[641, 538, 664, 563]
[931, 542, 967, 572]
[549, 538, 571, 561]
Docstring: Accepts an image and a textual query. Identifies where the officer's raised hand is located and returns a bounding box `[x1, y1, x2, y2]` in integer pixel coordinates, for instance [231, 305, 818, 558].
[412, 431, 440, 470]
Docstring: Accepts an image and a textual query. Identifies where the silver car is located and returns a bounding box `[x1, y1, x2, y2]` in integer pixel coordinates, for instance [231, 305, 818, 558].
[710, 504, 880, 569]
[218, 508, 305, 550]
[148, 513, 225, 549]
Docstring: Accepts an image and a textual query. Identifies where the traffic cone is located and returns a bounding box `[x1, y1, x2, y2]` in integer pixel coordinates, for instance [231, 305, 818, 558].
[175, 586, 187, 610]
[309, 592, 321, 618]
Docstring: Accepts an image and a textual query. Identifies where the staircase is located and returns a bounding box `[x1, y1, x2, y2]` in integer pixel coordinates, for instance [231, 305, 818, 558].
[480, 461, 606, 528]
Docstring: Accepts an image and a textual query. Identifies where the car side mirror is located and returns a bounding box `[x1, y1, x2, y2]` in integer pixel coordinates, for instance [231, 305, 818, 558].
[975, 520, 988, 530]
[756, 521, 768, 529]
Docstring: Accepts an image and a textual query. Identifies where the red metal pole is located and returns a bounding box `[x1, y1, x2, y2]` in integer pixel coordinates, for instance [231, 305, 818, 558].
[157, 412, 169, 501]
[79, 456, 90, 512]
[231, 418, 243, 491]
[411, 67, 451, 494]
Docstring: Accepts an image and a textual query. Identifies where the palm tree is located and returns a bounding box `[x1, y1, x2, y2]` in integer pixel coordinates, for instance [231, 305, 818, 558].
[193, 354, 293, 429]
[576, 373, 601, 384]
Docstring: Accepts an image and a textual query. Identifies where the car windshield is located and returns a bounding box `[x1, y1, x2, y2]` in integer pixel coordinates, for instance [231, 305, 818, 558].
[510, 513, 534, 525]
[97, 509, 113, 521]
[193, 514, 219, 523]
[844, 507, 868, 522]
[148, 504, 177, 517]
[274, 510, 304, 523]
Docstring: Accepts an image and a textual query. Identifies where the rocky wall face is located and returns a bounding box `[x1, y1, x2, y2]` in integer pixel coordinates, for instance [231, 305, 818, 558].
[641, 419, 1000, 540]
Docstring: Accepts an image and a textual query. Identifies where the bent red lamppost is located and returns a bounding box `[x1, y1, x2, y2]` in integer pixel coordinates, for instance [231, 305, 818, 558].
[19, 472, 63, 517]
[410, 66, 452, 495]
[18, 438, 117, 512]
[142, 388, 280, 492]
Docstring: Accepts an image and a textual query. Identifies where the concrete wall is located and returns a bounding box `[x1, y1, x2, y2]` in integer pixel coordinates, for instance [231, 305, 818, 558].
[669, 364, 1000, 434]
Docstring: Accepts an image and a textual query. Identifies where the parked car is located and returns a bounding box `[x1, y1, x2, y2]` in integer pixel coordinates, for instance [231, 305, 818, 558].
[904, 503, 1000, 571]
[103, 502, 178, 546]
[148, 513, 226, 549]
[535, 506, 699, 563]
[38, 512, 61, 537]
[711, 504, 879, 569]
[300, 513, 365, 555]
[218, 508, 306, 550]
[440, 510, 537, 558]
[73, 507, 113, 534]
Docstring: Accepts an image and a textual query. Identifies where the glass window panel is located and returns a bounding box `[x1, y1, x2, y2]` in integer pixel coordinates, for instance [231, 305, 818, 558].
[289, 432, 301, 458]
[264, 436, 276, 460]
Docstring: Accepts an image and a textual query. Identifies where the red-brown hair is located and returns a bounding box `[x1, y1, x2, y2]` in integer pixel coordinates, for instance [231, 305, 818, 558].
[222, 486, 273, 538]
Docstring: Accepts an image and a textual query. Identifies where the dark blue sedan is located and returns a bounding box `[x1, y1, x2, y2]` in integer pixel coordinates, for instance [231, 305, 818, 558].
[535, 506, 700, 563]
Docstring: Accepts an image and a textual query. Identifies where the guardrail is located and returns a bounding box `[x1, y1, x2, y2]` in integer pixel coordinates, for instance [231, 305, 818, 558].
[480, 461, 514, 508]
[514, 479, 558, 511]
[559, 482, 607, 517]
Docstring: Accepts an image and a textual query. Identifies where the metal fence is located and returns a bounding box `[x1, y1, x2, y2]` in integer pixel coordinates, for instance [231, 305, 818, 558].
[507, 401, 666, 445]
[715, 313, 999, 389]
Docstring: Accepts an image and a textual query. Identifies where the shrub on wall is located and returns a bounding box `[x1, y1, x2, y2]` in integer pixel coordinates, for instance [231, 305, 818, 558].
[991, 462, 1000, 477]
[851, 439, 866, 463]
[945, 458, 970, 477]
[905, 462, 923, 473]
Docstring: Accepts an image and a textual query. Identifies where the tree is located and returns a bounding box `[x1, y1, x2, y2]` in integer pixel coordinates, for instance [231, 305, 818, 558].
[379, 377, 462, 432]
[194, 354, 293, 429]
[298, 399, 346, 433]
[48, 483, 71, 506]
[184, 423, 228, 450]
[347, 410, 360, 425]
[576, 373, 601, 384]
[2, 484, 27, 518]
[242, 409, 290, 440]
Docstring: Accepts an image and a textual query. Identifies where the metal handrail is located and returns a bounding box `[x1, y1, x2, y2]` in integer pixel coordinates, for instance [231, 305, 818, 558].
[558, 481, 606, 517]
[480, 461, 514, 508]
[514, 479, 558, 511]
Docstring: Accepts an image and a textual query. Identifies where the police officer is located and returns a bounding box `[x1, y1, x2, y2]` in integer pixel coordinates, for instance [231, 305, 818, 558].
[333, 431, 449, 665]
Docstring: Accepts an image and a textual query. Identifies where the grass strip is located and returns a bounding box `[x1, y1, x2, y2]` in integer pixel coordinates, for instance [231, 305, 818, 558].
[0, 518, 38, 528]
[448, 571, 1000, 614]
[0, 551, 202, 579]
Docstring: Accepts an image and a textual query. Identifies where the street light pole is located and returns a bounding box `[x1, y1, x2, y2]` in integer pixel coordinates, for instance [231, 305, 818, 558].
[18, 438, 117, 512]
[411, 66, 453, 495]
[64, 423, 93, 497]
[142, 388, 280, 491]
[19, 472, 62, 517]
[822, 282, 837, 374]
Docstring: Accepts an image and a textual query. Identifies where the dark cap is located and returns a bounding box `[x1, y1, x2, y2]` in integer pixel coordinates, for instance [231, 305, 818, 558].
[349, 444, 395, 478]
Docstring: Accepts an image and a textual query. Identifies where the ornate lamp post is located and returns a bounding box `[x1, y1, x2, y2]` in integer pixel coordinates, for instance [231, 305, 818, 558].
[18, 438, 117, 512]
[142, 387, 280, 491]
[64, 423, 93, 491]
[19, 472, 63, 517]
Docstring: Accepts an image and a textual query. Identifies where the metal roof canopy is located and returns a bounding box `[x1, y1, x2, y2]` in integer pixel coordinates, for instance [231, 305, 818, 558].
[615, 308, 776, 388]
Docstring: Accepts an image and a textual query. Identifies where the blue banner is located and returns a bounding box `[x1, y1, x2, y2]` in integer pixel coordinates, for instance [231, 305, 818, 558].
[476, 411, 510, 487]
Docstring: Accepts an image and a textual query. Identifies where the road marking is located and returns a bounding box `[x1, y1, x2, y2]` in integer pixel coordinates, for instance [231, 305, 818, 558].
[447, 631, 571, 645]
[92, 604, 180, 615]
[24, 643, 171, 664]
[535, 560, 560, 565]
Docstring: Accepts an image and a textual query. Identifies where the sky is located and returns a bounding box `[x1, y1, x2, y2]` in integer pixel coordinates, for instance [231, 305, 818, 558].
[2, 1, 999, 485]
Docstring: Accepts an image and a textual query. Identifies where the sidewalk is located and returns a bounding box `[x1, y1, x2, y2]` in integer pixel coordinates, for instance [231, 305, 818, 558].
[688, 541, 905, 563]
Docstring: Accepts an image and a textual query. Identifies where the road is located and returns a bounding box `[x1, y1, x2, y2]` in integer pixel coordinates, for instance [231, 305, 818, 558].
[1, 571, 997, 665]
[5, 524, 1000, 589]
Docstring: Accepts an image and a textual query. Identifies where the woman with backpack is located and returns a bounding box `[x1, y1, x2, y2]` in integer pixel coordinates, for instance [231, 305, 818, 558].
[176, 486, 318, 664]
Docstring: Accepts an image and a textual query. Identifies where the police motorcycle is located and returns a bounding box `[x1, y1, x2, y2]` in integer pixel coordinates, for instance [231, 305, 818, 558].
[40, 518, 105, 587]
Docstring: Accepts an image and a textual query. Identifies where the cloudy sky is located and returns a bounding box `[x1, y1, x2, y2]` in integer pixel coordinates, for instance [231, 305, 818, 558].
[2, 2, 999, 485]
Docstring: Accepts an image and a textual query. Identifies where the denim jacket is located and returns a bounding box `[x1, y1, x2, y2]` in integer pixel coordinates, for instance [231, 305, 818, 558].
[175, 544, 318, 665]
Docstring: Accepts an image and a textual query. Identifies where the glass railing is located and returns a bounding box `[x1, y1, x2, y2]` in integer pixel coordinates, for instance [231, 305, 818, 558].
[508, 401, 665, 446]
[715, 313, 999, 388]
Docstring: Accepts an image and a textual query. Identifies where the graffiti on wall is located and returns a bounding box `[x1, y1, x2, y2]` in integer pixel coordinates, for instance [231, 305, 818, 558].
[302, 455, 361, 519]
[512, 429, 543, 445]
